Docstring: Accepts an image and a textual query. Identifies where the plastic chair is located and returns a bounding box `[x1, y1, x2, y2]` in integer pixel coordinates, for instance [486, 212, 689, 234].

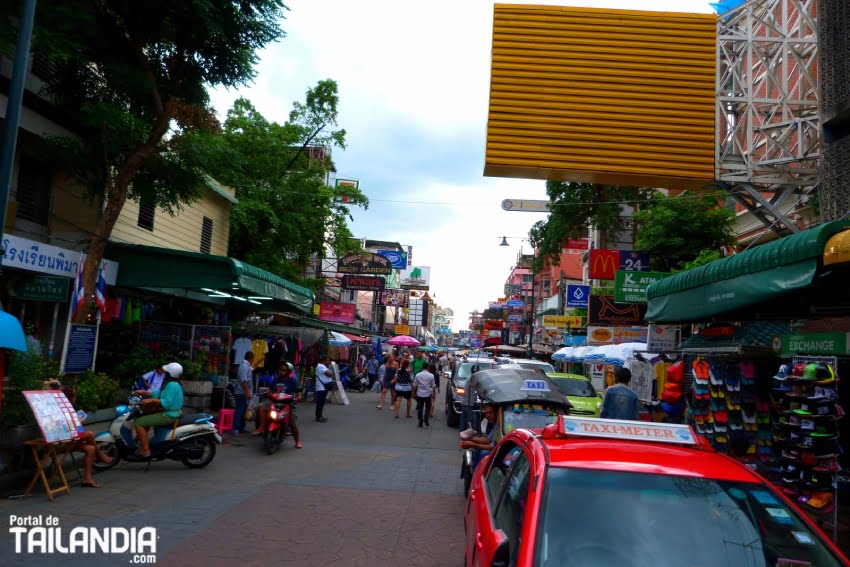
[216, 409, 235, 435]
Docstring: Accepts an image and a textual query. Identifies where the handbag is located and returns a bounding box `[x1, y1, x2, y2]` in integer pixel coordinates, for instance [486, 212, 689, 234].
[323, 377, 337, 391]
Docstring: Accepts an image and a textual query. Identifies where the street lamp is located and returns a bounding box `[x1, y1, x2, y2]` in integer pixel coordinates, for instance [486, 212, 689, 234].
[498, 236, 536, 358]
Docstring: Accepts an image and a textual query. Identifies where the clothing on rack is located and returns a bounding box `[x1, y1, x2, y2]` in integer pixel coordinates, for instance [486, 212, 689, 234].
[233, 336, 252, 365]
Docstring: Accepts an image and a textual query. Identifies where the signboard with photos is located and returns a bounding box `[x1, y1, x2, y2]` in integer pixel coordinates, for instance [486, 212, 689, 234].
[23, 391, 85, 444]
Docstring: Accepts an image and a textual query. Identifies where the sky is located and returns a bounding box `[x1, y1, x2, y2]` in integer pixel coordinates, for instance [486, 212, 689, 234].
[209, 0, 715, 332]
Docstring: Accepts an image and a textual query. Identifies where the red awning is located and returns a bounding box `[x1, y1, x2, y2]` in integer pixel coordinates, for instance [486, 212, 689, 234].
[342, 332, 370, 343]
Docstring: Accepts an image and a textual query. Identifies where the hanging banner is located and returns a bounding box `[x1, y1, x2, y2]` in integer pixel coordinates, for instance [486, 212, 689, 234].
[341, 275, 386, 292]
[375, 250, 408, 269]
[589, 295, 647, 326]
[319, 301, 356, 324]
[399, 265, 431, 290]
[336, 252, 392, 275]
[377, 288, 408, 307]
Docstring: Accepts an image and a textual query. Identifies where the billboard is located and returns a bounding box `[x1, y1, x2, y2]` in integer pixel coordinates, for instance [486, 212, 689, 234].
[376, 249, 407, 269]
[377, 288, 408, 307]
[588, 295, 647, 326]
[341, 274, 386, 292]
[399, 265, 431, 290]
[337, 252, 392, 275]
[319, 301, 356, 324]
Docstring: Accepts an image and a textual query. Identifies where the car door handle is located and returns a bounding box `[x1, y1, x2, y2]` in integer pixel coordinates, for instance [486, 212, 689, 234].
[476, 533, 483, 549]
[469, 488, 476, 501]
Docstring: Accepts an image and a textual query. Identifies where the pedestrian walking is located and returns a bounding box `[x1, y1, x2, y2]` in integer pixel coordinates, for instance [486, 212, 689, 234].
[430, 361, 440, 420]
[366, 353, 379, 388]
[599, 367, 639, 421]
[414, 363, 437, 427]
[233, 352, 254, 435]
[378, 354, 397, 409]
[393, 358, 414, 419]
[314, 355, 334, 422]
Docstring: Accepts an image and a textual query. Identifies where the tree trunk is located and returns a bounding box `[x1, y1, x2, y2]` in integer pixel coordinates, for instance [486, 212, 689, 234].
[73, 100, 175, 323]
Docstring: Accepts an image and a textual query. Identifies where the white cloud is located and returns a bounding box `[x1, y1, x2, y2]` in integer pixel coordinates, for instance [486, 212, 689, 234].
[209, 0, 717, 332]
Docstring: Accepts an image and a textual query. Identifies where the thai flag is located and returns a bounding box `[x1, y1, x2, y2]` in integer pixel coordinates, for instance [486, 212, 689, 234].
[70, 259, 86, 317]
[95, 263, 107, 313]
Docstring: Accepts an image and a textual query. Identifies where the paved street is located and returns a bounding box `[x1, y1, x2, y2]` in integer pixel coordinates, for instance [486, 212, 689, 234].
[0, 390, 466, 566]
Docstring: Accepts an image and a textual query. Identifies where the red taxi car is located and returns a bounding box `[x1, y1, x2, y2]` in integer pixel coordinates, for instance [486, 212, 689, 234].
[464, 416, 849, 567]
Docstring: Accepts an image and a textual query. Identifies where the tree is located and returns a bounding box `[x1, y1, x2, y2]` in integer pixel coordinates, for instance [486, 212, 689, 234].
[528, 182, 655, 271]
[4, 0, 287, 321]
[633, 192, 736, 272]
[208, 88, 368, 286]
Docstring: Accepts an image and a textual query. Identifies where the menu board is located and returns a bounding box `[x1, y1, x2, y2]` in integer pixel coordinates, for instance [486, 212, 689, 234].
[23, 391, 85, 443]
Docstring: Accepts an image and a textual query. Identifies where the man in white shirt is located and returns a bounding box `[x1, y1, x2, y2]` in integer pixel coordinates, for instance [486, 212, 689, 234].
[414, 363, 437, 428]
[314, 355, 334, 423]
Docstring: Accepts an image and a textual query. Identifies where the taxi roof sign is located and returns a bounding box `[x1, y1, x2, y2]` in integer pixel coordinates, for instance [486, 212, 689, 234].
[520, 379, 551, 392]
[556, 416, 698, 445]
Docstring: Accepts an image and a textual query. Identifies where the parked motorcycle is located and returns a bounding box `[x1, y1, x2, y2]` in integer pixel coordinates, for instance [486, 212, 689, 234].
[93, 396, 221, 470]
[339, 365, 368, 393]
[256, 386, 294, 455]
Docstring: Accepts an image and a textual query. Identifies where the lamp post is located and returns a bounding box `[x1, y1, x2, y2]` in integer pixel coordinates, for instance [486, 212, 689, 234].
[499, 236, 535, 357]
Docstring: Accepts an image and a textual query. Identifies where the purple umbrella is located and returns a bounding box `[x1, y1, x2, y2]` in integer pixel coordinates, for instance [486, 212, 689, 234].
[386, 335, 422, 347]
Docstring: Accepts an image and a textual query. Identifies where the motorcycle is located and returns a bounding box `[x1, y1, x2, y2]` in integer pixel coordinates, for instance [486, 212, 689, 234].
[93, 396, 221, 470]
[256, 386, 294, 455]
[339, 365, 368, 393]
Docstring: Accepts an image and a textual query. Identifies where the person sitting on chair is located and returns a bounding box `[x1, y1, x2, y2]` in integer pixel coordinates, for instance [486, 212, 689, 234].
[45, 379, 113, 488]
[132, 362, 184, 458]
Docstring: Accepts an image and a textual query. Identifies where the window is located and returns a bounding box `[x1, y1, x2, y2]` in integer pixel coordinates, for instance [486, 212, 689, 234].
[137, 201, 155, 231]
[521, 274, 533, 283]
[200, 216, 213, 254]
[15, 157, 51, 225]
[493, 447, 531, 565]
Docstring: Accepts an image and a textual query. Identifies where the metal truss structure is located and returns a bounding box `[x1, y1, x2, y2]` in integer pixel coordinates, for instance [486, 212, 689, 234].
[715, 0, 819, 234]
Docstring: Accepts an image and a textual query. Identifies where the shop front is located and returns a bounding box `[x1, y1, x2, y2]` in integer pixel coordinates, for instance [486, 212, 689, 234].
[94, 243, 315, 406]
[644, 220, 850, 538]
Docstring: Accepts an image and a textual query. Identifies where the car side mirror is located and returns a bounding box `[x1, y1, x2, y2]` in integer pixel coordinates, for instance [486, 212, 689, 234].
[491, 529, 510, 567]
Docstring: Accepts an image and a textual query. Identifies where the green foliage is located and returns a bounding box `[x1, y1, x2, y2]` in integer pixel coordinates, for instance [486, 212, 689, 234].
[676, 249, 725, 272]
[113, 345, 161, 388]
[0, 349, 61, 429]
[0, 0, 289, 319]
[74, 371, 120, 412]
[179, 355, 205, 381]
[208, 90, 367, 285]
[634, 193, 736, 272]
[529, 182, 655, 271]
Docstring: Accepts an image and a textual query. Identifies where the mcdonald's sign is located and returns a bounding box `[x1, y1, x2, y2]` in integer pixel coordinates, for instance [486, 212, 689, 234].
[589, 249, 619, 280]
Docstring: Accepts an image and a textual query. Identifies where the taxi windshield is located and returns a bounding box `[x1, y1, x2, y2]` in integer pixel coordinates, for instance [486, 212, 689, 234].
[551, 377, 596, 397]
[535, 467, 843, 567]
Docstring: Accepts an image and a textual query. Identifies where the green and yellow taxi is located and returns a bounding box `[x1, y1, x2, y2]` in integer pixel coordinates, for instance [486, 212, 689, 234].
[547, 373, 602, 417]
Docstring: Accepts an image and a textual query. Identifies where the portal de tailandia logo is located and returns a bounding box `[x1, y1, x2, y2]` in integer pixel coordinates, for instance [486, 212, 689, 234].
[9, 514, 157, 562]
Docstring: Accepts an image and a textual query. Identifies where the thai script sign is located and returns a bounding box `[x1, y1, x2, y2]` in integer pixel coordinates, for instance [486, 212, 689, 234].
[2, 234, 118, 284]
[319, 301, 356, 324]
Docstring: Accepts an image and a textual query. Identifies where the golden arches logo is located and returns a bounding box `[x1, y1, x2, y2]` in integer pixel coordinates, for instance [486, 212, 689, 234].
[591, 251, 617, 279]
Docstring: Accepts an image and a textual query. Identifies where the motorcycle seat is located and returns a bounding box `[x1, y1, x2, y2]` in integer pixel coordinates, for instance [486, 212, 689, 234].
[177, 413, 211, 426]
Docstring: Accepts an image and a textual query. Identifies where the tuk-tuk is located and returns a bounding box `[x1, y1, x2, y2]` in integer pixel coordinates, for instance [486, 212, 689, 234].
[459, 367, 571, 496]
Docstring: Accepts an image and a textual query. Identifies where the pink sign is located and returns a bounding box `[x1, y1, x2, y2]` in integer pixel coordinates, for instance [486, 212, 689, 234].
[319, 301, 356, 324]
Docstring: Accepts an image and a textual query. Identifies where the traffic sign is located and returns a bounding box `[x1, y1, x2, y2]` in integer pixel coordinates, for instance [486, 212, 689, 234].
[566, 285, 590, 308]
[614, 271, 669, 303]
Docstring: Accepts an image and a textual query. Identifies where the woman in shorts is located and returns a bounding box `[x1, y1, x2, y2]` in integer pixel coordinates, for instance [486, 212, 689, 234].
[393, 358, 414, 418]
[379, 354, 398, 409]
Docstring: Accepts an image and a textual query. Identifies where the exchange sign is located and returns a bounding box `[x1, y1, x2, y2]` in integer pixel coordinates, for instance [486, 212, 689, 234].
[613, 271, 669, 303]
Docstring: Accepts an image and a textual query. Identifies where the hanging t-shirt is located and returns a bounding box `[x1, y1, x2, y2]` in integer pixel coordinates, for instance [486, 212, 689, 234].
[251, 338, 269, 369]
[233, 337, 252, 365]
[623, 358, 653, 403]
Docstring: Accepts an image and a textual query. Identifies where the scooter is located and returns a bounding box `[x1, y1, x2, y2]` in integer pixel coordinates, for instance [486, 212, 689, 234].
[93, 396, 222, 470]
[339, 365, 368, 393]
[256, 386, 294, 455]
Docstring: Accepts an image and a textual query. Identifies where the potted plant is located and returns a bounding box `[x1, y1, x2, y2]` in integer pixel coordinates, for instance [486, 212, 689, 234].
[180, 355, 213, 395]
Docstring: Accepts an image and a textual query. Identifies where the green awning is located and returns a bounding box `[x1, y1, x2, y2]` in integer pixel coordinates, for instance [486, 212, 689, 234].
[105, 243, 314, 313]
[645, 220, 850, 323]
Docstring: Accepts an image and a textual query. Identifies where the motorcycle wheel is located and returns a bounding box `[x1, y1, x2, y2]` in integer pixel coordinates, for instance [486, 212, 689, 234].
[93, 440, 120, 471]
[265, 429, 281, 455]
[357, 382, 367, 393]
[180, 436, 217, 468]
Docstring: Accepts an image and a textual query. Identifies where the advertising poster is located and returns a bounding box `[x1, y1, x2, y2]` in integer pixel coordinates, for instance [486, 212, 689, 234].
[23, 391, 85, 443]
[319, 301, 356, 324]
[588, 295, 647, 326]
[399, 265, 431, 290]
[378, 288, 409, 307]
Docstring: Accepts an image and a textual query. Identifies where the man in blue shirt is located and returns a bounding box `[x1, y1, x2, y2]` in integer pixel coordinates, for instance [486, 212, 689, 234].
[366, 354, 379, 388]
[599, 367, 639, 421]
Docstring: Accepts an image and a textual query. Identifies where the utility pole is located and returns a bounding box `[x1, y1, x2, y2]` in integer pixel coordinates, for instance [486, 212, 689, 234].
[527, 271, 536, 359]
